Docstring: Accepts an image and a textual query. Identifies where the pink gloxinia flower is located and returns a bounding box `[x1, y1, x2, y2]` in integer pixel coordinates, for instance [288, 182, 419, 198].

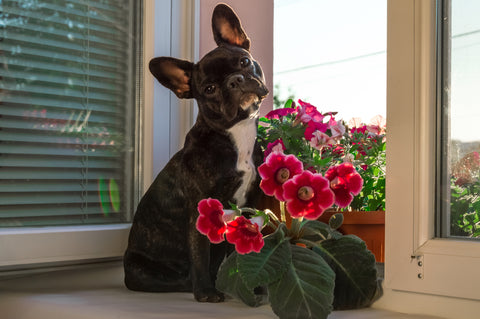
[309, 131, 335, 150]
[263, 139, 286, 160]
[348, 117, 363, 128]
[325, 163, 364, 208]
[258, 152, 304, 201]
[283, 171, 335, 220]
[296, 99, 324, 124]
[329, 118, 346, 139]
[225, 216, 264, 254]
[196, 198, 227, 243]
[367, 115, 386, 135]
[265, 107, 296, 120]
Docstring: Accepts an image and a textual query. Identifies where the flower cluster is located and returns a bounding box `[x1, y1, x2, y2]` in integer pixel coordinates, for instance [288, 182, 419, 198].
[259, 152, 362, 219]
[196, 198, 265, 254]
[452, 151, 480, 186]
[258, 99, 386, 211]
[196, 152, 363, 255]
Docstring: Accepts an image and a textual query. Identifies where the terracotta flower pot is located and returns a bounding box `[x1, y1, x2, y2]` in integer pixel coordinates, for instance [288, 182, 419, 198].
[257, 194, 385, 263]
[318, 210, 385, 263]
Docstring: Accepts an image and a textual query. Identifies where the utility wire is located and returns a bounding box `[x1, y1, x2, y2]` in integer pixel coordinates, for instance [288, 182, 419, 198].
[275, 50, 385, 75]
[275, 29, 480, 76]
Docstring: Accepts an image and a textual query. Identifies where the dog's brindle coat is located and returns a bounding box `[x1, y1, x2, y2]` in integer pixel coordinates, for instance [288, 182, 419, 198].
[123, 4, 268, 303]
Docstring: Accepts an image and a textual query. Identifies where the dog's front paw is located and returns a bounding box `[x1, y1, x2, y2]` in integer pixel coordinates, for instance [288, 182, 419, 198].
[194, 287, 225, 303]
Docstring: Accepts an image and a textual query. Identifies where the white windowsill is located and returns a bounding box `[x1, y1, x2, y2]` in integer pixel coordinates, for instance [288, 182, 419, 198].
[0, 262, 442, 319]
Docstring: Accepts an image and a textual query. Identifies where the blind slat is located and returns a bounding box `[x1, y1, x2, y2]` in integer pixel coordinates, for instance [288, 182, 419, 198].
[0, 68, 120, 91]
[2, 3, 124, 35]
[0, 104, 122, 122]
[3, 82, 123, 102]
[0, 155, 121, 169]
[3, 52, 125, 78]
[0, 180, 117, 192]
[3, 31, 125, 58]
[7, 22, 128, 48]
[0, 206, 124, 219]
[0, 118, 122, 134]
[0, 144, 118, 158]
[0, 167, 121, 180]
[0, 193, 118, 206]
[1, 43, 121, 70]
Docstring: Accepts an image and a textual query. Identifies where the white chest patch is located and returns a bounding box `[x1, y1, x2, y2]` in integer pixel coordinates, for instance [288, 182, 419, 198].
[227, 118, 257, 207]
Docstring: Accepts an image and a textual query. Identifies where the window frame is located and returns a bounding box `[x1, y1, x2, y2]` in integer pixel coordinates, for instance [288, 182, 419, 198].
[0, 0, 198, 270]
[383, 0, 480, 310]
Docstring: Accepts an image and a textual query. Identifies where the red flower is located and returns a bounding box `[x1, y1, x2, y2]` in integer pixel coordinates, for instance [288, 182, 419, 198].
[332, 145, 345, 157]
[325, 163, 364, 208]
[264, 139, 286, 160]
[265, 108, 296, 120]
[350, 125, 368, 135]
[258, 152, 304, 201]
[283, 171, 335, 220]
[196, 198, 227, 243]
[225, 216, 264, 254]
[304, 120, 329, 140]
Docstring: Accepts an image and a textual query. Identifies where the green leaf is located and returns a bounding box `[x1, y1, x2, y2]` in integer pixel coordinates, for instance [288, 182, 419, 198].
[215, 251, 264, 307]
[301, 219, 342, 241]
[268, 245, 335, 319]
[237, 225, 291, 289]
[329, 213, 344, 230]
[284, 98, 294, 108]
[314, 236, 380, 310]
[259, 117, 269, 123]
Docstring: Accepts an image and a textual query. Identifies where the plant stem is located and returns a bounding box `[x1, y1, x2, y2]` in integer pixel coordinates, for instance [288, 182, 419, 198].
[280, 201, 286, 223]
[290, 217, 303, 238]
[239, 207, 257, 215]
[264, 209, 280, 223]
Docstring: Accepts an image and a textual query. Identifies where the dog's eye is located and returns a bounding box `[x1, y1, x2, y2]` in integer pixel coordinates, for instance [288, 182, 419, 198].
[240, 57, 251, 68]
[204, 85, 216, 95]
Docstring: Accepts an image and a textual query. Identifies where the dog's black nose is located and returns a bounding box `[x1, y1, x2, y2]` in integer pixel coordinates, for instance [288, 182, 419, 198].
[227, 74, 245, 89]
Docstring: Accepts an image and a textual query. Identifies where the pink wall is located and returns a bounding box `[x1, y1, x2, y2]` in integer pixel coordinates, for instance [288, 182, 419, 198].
[199, 0, 274, 116]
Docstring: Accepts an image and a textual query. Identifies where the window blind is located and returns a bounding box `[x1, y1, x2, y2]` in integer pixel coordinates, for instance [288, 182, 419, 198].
[0, 0, 138, 227]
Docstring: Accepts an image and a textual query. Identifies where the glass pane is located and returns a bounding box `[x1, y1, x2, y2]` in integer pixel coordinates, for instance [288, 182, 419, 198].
[440, 0, 480, 238]
[0, 0, 140, 227]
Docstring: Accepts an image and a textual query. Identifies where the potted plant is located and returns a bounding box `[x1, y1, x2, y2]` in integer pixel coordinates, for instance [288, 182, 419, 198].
[196, 150, 381, 318]
[257, 99, 386, 262]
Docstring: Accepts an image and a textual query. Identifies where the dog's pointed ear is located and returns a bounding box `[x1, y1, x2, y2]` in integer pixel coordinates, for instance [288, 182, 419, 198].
[149, 57, 193, 99]
[212, 4, 250, 51]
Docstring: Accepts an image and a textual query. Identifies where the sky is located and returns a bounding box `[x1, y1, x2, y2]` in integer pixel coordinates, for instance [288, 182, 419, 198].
[450, 0, 480, 142]
[274, 0, 387, 124]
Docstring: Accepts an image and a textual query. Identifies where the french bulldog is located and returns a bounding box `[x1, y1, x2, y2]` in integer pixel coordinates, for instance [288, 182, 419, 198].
[123, 3, 268, 303]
